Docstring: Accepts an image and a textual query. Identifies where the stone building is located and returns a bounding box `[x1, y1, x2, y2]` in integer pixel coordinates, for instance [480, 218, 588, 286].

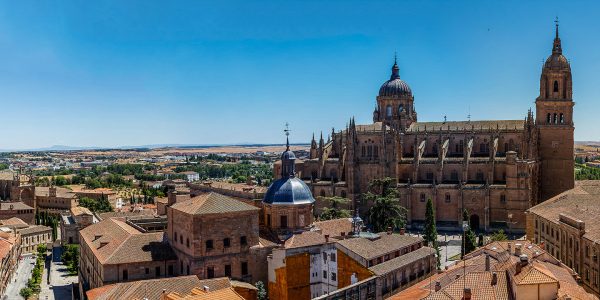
[0, 229, 20, 296]
[167, 192, 270, 283]
[78, 218, 178, 296]
[18, 225, 52, 254]
[0, 172, 35, 205]
[263, 138, 315, 235]
[0, 201, 35, 224]
[35, 186, 79, 216]
[526, 180, 600, 297]
[61, 206, 95, 245]
[284, 23, 575, 233]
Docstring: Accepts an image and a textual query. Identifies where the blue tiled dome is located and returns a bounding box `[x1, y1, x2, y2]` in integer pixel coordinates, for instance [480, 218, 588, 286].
[379, 61, 412, 97]
[263, 177, 315, 205]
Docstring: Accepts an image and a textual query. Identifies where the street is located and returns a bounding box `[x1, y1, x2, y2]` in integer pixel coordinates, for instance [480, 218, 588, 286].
[39, 245, 78, 300]
[4, 254, 36, 300]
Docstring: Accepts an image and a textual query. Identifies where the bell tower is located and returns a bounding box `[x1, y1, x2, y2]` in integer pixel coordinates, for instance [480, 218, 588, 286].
[536, 18, 575, 201]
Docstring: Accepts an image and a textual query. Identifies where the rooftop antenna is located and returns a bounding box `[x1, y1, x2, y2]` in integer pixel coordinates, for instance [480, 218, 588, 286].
[284, 122, 291, 151]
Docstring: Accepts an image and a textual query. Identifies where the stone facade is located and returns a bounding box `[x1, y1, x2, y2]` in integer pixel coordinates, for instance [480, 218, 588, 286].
[18, 225, 52, 254]
[284, 25, 575, 233]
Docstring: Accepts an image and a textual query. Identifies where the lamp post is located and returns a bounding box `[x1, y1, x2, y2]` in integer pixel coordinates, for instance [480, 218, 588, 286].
[462, 220, 469, 294]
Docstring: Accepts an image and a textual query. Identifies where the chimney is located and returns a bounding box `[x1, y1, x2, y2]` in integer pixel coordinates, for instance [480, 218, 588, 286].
[485, 253, 490, 271]
[516, 254, 528, 274]
[435, 281, 441, 292]
[399, 228, 405, 235]
[324, 235, 330, 243]
[203, 286, 210, 292]
[463, 288, 472, 300]
[507, 243, 512, 254]
[515, 243, 522, 256]
[491, 273, 498, 286]
[387, 226, 393, 235]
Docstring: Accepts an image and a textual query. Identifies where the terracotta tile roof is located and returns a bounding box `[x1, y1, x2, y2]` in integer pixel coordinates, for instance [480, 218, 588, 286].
[0, 217, 29, 228]
[86, 275, 229, 300]
[512, 262, 557, 285]
[528, 180, 600, 241]
[0, 235, 16, 260]
[369, 247, 435, 276]
[312, 218, 353, 238]
[80, 218, 176, 265]
[70, 206, 93, 216]
[96, 210, 156, 221]
[35, 186, 76, 198]
[284, 231, 327, 249]
[336, 233, 422, 260]
[407, 120, 525, 132]
[0, 201, 33, 211]
[18, 225, 52, 235]
[170, 287, 244, 300]
[423, 271, 509, 300]
[170, 192, 259, 215]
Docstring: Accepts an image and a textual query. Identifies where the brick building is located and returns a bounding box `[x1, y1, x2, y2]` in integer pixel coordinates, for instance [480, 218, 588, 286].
[526, 180, 600, 297]
[282, 23, 576, 233]
[78, 218, 178, 296]
[18, 225, 52, 254]
[35, 186, 79, 216]
[0, 201, 35, 224]
[167, 192, 269, 283]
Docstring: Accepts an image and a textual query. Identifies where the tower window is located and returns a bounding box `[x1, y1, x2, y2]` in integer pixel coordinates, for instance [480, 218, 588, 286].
[398, 104, 404, 114]
[554, 113, 558, 124]
[553, 81, 559, 93]
[560, 113, 564, 124]
[386, 105, 392, 118]
[547, 113, 551, 124]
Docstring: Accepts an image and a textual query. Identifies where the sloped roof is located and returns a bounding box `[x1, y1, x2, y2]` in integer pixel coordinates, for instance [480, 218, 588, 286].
[19, 225, 52, 235]
[0, 201, 33, 211]
[369, 247, 435, 276]
[171, 192, 259, 215]
[284, 231, 328, 249]
[0, 217, 29, 228]
[423, 271, 509, 300]
[35, 186, 76, 198]
[336, 233, 422, 260]
[80, 218, 176, 265]
[407, 120, 525, 133]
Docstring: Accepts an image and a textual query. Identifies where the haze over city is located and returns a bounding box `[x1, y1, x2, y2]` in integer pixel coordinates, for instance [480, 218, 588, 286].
[2, 1, 600, 150]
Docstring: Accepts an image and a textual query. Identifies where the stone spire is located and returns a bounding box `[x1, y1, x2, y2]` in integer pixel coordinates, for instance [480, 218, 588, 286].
[553, 17, 562, 54]
[390, 53, 400, 80]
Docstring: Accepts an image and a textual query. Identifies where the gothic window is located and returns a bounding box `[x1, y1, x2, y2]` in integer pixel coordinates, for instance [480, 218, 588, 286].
[398, 104, 404, 114]
[341, 190, 347, 198]
[330, 169, 337, 181]
[445, 194, 451, 203]
[374, 146, 379, 158]
[500, 194, 506, 204]
[361, 146, 366, 157]
[553, 80, 559, 93]
[386, 105, 392, 118]
[476, 171, 484, 182]
[420, 193, 426, 202]
[560, 113, 564, 124]
[554, 113, 558, 124]
[547, 113, 551, 124]
[451, 170, 458, 181]
[459, 140, 464, 153]
[367, 145, 372, 157]
[432, 143, 438, 155]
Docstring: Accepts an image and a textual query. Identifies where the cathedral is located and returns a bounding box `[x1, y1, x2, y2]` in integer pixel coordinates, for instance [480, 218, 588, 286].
[275, 23, 575, 233]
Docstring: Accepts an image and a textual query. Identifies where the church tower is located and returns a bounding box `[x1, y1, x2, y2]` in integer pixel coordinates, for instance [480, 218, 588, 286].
[373, 56, 416, 130]
[536, 19, 575, 201]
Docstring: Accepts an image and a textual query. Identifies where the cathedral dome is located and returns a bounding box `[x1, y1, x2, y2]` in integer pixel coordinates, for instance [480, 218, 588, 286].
[378, 60, 412, 97]
[263, 177, 315, 205]
[544, 53, 570, 70]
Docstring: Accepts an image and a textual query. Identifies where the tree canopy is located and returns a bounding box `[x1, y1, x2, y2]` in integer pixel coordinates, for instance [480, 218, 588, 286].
[363, 177, 407, 232]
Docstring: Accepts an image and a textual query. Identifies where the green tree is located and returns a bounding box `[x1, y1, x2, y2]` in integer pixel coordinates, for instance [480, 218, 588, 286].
[490, 229, 508, 242]
[461, 209, 478, 257]
[255, 281, 267, 300]
[423, 198, 441, 269]
[19, 287, 33, 299]
[61, 244, 80, 275]
[318, 196, 351, 220]
[363, 178, 407, 232]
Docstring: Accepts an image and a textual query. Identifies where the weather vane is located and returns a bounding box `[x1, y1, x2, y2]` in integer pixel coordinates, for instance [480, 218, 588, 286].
[284, 122, 291, 150]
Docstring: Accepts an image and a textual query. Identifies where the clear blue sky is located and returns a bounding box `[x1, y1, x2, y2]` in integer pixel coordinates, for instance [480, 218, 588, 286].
[1, 1, 599, 149]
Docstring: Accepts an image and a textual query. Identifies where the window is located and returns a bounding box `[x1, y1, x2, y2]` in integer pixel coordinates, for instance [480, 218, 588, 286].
[386, 105, 392, 118]
[241, 262, 248, 276]
[341, 190, 347, 198]
[180, 235, 183, 244]
[445, 194, 451, 203]
[280, 215, 288, 228]
[225, 264, 232, 277]
[553, 80, 559, 93]
[560, 113, 564, 124]
[547, 113, 551, 124]
[323, 252, 328, 262]
[155, 266, 161, 277]
[224, 238, 231, 248]
[122, 269, 128, 280]
[145, 267, 149, 274]
[187, 265, 190, 275]
[398, 104, 404, 114]
[331, 253, 336, 262]
[207, 267, 215, 279]
[420, 193, 426, 202]
[240, 236, 247, 246]
[168, 265, 173, 276]
[320, 190, 326, 197]
[323, 270, 328, 279]
[186, 238, 190, 248]
[174, 232, 177, 241]
[554, 113, 558, 124]
[206, 240, 214, 250]
[500, 194, 506, 204]
[331, 272, 337, 281]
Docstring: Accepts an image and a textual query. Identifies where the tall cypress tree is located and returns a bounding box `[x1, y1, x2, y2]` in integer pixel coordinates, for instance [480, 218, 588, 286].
[423, 198, 441, 269]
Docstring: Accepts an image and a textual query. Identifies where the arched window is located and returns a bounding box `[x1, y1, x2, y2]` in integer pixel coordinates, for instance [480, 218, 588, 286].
[420, 193, 426, 202]
[547, 113, 551, 124]
[560, 113, 564, 124]
[553, 80, 559, 93]
[341, 190, 347, 198]
[553, 113, 558, 124]
[509, 139, 514, 151]
[320, 190, 326, 197]
[398, 104, 404, 114]
[445, 194, 451, 203]
[386, 105, 392, 118]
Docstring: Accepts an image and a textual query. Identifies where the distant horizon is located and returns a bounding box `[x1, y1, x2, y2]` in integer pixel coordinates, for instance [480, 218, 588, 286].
[2, 2, 600, 149]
